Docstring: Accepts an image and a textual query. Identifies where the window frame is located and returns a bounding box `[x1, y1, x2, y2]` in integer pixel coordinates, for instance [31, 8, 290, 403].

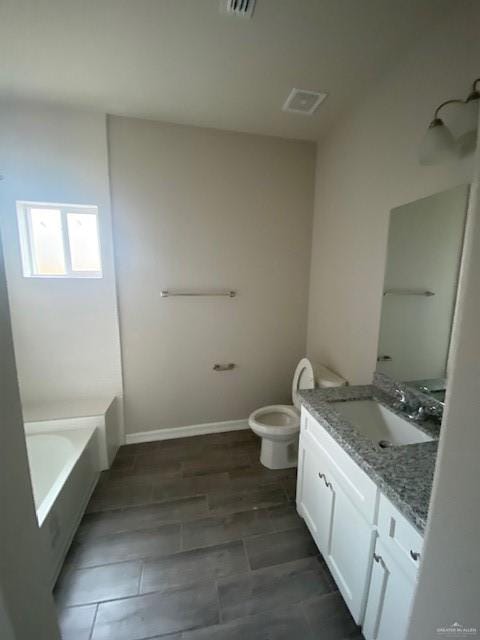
[16, 201, 103, 279]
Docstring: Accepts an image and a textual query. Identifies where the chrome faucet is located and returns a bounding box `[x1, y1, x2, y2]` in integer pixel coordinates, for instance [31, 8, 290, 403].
[391, 386, 442, 425]
[410, 403, 442, 425]
[393, 388, 408, 410]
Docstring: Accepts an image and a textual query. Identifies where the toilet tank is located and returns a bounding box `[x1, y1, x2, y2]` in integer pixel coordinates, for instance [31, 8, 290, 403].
[315, 364, 347, 388]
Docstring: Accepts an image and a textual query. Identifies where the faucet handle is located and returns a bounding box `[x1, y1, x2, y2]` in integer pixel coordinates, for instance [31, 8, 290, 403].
[408, 405, 426, 422]
[416, 405, 426, 420]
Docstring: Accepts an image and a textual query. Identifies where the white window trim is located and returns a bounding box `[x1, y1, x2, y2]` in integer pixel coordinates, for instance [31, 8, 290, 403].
[16, 201, 103, 279]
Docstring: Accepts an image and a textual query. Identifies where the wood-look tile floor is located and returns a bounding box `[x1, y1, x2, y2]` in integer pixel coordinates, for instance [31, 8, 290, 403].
[55, 429, 363, 640]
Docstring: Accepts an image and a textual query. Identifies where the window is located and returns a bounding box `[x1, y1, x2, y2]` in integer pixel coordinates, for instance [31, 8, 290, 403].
[16, 202, 102, 278]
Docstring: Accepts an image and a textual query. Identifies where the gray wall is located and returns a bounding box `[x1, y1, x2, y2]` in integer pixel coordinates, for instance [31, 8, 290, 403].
[108, 116, 315, 434]
[0, 236, 60, 639]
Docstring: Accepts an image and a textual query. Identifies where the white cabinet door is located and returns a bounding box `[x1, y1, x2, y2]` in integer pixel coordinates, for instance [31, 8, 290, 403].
[298, 429, 373, 624]
[325, 472, 374, 624]
[363, 539, 416, 640]
[296, 431, 333, 556]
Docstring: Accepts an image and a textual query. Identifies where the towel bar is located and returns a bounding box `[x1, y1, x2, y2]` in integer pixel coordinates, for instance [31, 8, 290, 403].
[160, 290, 236, 298]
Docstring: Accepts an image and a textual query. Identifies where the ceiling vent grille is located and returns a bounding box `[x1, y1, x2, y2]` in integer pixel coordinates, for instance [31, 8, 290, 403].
[222, 0, 256, 18]
[282, 88, 328, 115]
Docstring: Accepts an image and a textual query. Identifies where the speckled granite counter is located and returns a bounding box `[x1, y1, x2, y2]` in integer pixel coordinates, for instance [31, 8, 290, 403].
[298, 385, 440, 534]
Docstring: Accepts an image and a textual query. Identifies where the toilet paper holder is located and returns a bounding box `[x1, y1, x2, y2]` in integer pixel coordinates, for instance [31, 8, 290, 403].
[213, 363, 236, 371]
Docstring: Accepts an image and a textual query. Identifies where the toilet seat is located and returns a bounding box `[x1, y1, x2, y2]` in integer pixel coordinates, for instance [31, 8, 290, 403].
[291, 358, 315, 409]
[248, 404, 300, 440]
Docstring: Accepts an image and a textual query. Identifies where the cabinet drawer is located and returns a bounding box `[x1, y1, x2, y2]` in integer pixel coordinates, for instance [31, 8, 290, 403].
[377, 494, 423, 578]
[302, 409, 378, 523]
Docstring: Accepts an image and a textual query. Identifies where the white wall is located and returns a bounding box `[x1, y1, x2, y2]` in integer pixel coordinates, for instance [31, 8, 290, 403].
[407, 119, 480, 639]
[108, 116, 315, 434]
[0, 236, 60, 639]
[306, 1, 480, 384]
[0, 102, 123, 423]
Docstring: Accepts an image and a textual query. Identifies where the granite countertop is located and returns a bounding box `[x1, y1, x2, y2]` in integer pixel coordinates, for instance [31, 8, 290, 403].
[298, 385, 440, 534]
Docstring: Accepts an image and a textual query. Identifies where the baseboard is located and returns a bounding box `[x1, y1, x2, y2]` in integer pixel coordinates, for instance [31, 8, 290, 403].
[125, 419, 249, 445]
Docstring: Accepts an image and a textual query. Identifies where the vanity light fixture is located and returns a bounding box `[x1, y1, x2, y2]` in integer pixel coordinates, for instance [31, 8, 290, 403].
[457, 78, 480, 155]
[419, 78, 479, 165]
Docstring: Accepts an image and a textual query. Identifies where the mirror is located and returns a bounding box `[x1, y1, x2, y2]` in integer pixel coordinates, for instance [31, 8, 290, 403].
[376, 184, 469, 401]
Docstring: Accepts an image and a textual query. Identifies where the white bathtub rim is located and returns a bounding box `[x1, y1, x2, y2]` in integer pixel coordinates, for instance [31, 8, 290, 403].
[25, 414, 104, 436]
[22, 397, 116, 424]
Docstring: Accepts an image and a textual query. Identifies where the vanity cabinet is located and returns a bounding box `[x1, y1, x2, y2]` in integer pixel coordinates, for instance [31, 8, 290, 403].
[297, 429, 333, 554]
[325, 471, 375, 622]
[362, 495, 422, 640]
[297, 408, 423, 637]
[362, 538, 416, 640]
[297, 410, 376, 623]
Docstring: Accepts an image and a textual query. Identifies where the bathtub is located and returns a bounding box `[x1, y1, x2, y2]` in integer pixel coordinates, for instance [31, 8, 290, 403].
[26, 428, 100, 586]
[24, 396, 121, 471]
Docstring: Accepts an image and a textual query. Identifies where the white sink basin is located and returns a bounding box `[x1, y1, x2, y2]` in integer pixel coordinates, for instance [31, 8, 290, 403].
[333, 399, 433, 447]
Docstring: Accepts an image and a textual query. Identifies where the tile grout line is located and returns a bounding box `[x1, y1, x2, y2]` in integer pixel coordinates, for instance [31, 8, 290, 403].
[214, 578, 224, 626]
[66, 522, 275, 573]
[137, 560, 145, 596]
[61, 555, 328, 614]
[87, 603, 99, 640]
[298, 599, 316, 637]
[280, 478, 292, 502]
[242, 538, 253, 573]
[63, 574, 225, 611]
[81, 499, 294, 549]
[63, 505, 302, 571]
[179, 521, 184, 552]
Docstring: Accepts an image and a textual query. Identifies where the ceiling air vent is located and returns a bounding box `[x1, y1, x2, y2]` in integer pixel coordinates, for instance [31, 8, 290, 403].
[282, 88, 328, 115]
[222, 0, 256, 19]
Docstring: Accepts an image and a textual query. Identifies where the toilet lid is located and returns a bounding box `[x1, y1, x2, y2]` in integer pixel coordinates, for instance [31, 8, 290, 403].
[292, 358, 315, 409]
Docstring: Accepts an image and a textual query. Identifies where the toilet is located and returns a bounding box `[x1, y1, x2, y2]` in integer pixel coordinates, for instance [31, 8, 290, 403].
[249, 358, 346, 469]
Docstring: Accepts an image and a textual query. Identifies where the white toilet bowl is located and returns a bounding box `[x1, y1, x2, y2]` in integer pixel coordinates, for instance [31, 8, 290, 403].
[249, 404, 300, 469]
[249, 358, 346, 469]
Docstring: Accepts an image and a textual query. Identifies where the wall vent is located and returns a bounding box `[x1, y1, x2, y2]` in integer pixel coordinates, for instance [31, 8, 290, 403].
[282, 88, 328, 115]
[222, 0, 256, 19]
